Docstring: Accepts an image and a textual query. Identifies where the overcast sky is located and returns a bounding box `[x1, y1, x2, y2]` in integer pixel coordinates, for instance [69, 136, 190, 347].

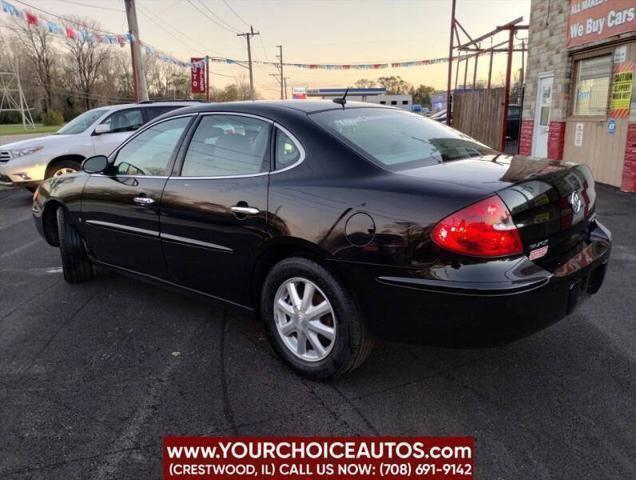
[26, 0, 531, 98]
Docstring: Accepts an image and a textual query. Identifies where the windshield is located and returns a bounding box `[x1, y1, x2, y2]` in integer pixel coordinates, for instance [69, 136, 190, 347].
[311, 108, 496, 171]
[56, 108, 109, 135]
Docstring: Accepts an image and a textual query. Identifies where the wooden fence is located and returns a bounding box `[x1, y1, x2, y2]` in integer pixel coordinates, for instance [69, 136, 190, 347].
[453, 87, 504, 149]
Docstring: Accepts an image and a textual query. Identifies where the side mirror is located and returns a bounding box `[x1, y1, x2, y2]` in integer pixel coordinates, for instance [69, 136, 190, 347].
[82, 155, 109, 174]
[94, 123, 111, 135]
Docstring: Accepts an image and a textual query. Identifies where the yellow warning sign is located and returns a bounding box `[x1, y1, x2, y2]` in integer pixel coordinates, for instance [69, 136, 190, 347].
[609, 62, 633, 119]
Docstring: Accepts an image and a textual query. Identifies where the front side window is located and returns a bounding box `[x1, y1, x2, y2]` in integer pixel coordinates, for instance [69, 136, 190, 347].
[573, 55, 612, 116]
[311, 108, 495, 171]
[56, 108, 108, 135]
[100, 108, 144, 134]
[113, 116, 190, 176]
[181, 115, 270, 177]
[275, 129, 301, 168]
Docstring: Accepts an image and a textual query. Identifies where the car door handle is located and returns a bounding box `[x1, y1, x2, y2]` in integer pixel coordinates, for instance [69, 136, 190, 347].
[231, 206, 259, 215]
[133, 196, 155, 207]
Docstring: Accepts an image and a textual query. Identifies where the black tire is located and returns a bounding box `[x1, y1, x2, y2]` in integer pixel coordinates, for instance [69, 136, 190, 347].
[261, 257, 374, 380]
[56, 207, 93, 283]
[46, 160, 80, 179]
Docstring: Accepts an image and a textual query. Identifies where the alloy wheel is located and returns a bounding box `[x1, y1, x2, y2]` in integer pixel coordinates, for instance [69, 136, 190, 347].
[273, 277, 337, 362]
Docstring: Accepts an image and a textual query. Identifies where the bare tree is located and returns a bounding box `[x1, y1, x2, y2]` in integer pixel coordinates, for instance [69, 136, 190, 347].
[143, 55, 190, 99]
[8, 18, 57, 112]
[64, 18, 111, 110]
[354, 78, 377, 88]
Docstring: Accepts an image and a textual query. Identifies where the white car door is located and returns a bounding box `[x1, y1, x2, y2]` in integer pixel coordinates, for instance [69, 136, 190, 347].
[92, 107, 144, 156]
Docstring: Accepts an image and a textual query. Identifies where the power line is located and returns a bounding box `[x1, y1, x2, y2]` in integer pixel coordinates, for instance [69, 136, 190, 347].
[196, 0, 241, 33]
[52, 0, 124, 12]
[138, 4, 203, 54]
[184, 0, 238, 34]
[12, 0, 118, 34]
[138, 3, 245, 68]
[221, 0, 250, 28]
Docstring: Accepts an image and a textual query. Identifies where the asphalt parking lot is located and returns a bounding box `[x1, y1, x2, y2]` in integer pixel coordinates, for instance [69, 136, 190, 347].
[0, 185, 634, 479]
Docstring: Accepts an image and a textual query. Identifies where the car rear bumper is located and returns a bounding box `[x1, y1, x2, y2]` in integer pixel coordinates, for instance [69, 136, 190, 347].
[330, 220, 611, 347]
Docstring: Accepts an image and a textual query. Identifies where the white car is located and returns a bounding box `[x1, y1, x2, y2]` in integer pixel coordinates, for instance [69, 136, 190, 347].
[0, 101, 196, 190]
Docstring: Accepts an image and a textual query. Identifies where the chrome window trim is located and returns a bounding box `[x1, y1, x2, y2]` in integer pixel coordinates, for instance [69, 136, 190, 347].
[90, 174, 169, 179]
[271, 122, 306, 174]
[176, 172, 270, 180]
[175, 116, 306, 180]
[85, 220, 159, 237]
[177, 112, 273, 180]
[96, 111, 306, 181]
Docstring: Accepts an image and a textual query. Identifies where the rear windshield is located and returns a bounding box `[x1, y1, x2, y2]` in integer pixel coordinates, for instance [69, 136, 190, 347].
[310, 108, 496, 171]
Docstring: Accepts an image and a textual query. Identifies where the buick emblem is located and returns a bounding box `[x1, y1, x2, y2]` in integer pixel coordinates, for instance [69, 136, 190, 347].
[569, 191, 583, 214]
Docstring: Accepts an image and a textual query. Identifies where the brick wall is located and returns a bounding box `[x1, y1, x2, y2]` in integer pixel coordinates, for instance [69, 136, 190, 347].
[547, 121, 566, 160]
[622, 123, 636, 192]
[519, 120, 534, 156]
[522, 1, 571, 124]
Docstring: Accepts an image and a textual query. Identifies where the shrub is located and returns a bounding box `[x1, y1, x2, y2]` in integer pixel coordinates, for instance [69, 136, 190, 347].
[41, 110, 65, 126]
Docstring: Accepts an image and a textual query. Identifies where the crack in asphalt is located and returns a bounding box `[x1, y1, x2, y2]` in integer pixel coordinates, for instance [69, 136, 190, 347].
[90, 322, 203, 480]
[218, 314, 377, 434]
[12, 292, 97, 386]
[219, 310, 239, 435]
[0, 278, 62, 323]
[327, 384, 379, 435]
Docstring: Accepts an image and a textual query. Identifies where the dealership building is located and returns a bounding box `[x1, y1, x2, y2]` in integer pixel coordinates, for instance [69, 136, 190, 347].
[520, 0, 635, 191]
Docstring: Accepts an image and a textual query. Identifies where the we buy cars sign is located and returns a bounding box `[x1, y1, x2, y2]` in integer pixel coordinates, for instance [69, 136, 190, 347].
[567, 0, 635, 48]
[191, 57, 206, 94]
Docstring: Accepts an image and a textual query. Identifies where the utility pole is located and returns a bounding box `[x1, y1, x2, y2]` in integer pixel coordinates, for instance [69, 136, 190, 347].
[276, 45, 284, 100]
[124, 0, 148, 102]
[237, 26, 260, 100]
[205, 55, 210, 102]
[446, 0, 456, 125]
[283, 77, 289, 99]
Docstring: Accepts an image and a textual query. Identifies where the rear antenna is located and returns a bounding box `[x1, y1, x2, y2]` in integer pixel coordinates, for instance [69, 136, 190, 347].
[333, 88, 349, 108]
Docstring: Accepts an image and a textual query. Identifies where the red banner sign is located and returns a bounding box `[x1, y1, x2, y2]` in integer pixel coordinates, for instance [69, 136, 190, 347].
[163, 436, 474, 479]
[568, 0, 635, 48]
[191, 57, 206, 94]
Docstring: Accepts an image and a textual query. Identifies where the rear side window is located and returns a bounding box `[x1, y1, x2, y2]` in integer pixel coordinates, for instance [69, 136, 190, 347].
[113, 117, 190, 176]
[180, 115, 270, 177]
[146, 106, 180, 122]
[311, 108, 495, 171]
[275, 129, 301, 168]
[100, 108, 144, 133]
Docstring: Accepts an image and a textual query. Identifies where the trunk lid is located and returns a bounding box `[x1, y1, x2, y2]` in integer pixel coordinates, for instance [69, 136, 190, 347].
[494, 157, 596, 270]
[400, 155, 597, 268]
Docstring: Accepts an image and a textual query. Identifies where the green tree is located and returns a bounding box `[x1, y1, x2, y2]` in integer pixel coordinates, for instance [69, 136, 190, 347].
[409, 84, 435, 107]
[354, 78, 377, 88]
[377, 76, 411, 94]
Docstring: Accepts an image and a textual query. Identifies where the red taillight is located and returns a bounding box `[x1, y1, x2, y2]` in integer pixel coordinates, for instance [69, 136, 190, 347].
[431, 195, 523, 258]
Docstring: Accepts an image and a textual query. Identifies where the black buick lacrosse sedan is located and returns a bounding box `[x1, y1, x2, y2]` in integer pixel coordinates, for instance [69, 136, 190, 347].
[33, 100, 611, 378]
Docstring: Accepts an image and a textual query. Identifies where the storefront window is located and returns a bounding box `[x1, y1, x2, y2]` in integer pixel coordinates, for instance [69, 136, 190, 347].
[573, 55, 612, 116]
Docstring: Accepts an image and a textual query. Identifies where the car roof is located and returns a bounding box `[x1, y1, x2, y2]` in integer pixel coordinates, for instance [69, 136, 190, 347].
[167, 100, 391, 116]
